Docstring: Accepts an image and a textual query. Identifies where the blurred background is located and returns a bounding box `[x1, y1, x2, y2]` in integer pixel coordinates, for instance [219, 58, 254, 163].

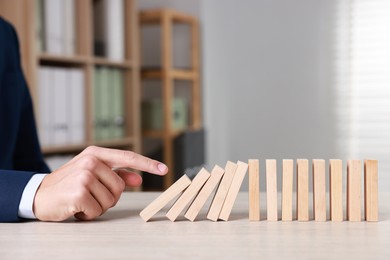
[0, 0, 388, 192]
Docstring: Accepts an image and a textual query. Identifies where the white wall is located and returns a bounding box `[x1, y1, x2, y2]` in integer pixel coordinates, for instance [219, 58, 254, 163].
[201, 0, 338, 190]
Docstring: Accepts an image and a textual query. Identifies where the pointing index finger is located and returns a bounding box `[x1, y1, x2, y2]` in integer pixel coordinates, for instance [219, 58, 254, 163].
[82, 146, 168, 175]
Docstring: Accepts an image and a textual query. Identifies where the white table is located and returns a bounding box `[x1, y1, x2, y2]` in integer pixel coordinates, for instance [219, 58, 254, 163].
[0, 192, 389, 259]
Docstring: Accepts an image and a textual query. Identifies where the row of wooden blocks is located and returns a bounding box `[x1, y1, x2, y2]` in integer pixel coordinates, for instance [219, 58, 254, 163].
[139, 159, 378, 222]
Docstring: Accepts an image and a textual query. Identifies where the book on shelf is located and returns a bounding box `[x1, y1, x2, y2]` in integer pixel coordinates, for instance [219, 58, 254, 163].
[38, 0, 76, 55]
[93, 0, 125, 60]
[35, 0, 45, 52]
[93, 66, 125, 141]
[38, 66, 85, 147]
[111, 68, 125, 139]
[141, 98, 188, 131]
[69, 68, 85, 144]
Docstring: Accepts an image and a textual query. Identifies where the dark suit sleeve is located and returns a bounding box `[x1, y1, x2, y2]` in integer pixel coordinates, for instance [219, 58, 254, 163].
[8, 20, 50, 173]
[0, 18, 50, 222]
[0, 170, 36, 222]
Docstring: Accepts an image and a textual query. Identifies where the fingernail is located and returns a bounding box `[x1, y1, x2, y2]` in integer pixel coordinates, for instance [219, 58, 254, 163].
[158, 163, 167, 173]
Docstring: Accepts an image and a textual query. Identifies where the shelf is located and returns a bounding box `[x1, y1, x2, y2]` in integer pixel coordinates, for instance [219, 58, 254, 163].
[140, 8, 195, 24]
[142, 129, 184, 139]
[39, 53, 90, 65]
[42, 137, 136, 155]
[141, 68, 197, 80]
[93, 57, 134, 69]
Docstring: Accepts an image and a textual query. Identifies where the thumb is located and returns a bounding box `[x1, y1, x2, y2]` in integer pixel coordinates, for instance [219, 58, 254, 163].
[115, 169, 143, 187]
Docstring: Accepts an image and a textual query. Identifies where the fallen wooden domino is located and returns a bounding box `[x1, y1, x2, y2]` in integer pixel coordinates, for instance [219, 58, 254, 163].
[139, 174, 191, 221]
[184, 165, 225, 221]
[140, 158, 378, 223]
[219, 161, 248, 221]
[166, 168, 211, 221]
[207, 161, 238, 221]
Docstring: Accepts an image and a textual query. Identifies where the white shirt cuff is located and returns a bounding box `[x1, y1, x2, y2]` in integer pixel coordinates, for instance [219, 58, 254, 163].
[18, 174, 47, 219]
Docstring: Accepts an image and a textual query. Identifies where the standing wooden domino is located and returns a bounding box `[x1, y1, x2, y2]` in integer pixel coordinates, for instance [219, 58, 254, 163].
[166, 168, 211, 221]
[347, 160, 362, 222]
[207, 161, 238, 221]
[219, 161, 248, 221]
[330, 159, 343, 222]
[140, 174, 191, 222]
[184, 165, 225, 221]
[249, 159, 260, 221]
[297, 159, 309, 221]
[313, 159, 326, 221]
[266, 159, 278, 221]
[364, 160, 378, 222]
[282, 159, 293, 221]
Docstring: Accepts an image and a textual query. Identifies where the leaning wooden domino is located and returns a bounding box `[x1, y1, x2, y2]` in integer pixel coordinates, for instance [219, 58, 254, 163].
[207, 161, 238, 221]
[140, 174, 191, 222]
[184, 165, 225, 221]
[219, 161, 248, 221]
[166, 168, 211, 221]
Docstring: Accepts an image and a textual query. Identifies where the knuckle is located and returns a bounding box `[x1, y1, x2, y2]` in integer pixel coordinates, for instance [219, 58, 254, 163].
[77, 170, 95, 186]
[84, 145, 98, 155]
[79, 155, 99, 171]
[122, 150, 135, 161]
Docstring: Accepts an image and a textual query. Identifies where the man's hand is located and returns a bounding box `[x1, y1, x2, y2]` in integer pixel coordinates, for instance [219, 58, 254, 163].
[33, 146, 168, 221]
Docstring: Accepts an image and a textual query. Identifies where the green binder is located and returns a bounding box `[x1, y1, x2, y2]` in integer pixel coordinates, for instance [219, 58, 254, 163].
[142, 98, 188, 131]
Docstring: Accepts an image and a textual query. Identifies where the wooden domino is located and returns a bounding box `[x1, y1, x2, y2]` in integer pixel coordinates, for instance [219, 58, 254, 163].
[266, 159, 278, 221]
[248, 159, 260, 221]
[297, 159, 309, 221]
[207, 161, 238, 221]
[140, 174, 191, 222]
[282, 159, 293, 221]
[330, 159, 343, 222]
[166, 168, 211, 221]
[347, 160, 362, 222]
[184, 165, 225, 221]
[219, 161, 248, 221]
[313, 159, 326, 221]
[364, 160, 378, 222]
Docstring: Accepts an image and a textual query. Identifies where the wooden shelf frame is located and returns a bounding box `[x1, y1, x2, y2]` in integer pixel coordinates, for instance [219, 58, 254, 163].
[0, 0, 141, 157]
[140, 9, 202, 189]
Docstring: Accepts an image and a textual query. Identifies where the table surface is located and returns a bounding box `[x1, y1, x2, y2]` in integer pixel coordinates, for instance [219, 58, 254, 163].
[1, 192, 389, 260]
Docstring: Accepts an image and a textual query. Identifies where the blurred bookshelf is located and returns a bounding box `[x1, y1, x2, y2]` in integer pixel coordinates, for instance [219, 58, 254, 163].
[0, 0, 141, 166]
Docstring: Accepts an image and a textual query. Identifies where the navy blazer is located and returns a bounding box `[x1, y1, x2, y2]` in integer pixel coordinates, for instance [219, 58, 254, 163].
[0, 18, 50, 222]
